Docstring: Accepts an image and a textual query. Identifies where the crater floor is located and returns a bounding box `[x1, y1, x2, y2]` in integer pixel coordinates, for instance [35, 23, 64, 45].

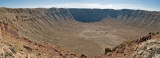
[60, 22, 149, 56]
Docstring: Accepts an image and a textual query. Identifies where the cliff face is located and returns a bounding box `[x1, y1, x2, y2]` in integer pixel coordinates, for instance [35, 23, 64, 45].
[69, 9, 160, 31]
[68, 9, 119, 22]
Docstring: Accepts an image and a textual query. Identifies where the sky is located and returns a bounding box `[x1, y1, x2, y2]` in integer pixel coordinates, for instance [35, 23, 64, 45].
[0, 0, 160, 11]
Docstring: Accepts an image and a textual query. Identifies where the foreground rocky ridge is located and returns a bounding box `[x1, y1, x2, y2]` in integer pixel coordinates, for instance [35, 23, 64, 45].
[100, 32, 160, 58]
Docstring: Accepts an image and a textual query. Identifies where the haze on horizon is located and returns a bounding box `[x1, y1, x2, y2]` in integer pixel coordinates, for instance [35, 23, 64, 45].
[0, 0, 160, 11]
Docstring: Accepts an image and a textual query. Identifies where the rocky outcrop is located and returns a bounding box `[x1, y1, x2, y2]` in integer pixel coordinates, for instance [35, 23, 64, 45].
[0, 18, 5, 30]
[133, 40, 160, 58]
[100, 33, 160, 58]
[0, 42, 37, 58]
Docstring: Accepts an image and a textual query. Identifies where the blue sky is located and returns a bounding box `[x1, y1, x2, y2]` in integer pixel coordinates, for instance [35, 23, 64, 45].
[0, 0, 160, 11]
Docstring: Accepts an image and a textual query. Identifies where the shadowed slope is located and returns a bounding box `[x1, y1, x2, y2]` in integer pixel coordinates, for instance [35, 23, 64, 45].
[69, 9, 160, 31]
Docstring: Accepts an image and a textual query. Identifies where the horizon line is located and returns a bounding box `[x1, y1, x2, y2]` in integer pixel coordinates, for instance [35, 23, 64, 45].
[0, 7, 159, 12]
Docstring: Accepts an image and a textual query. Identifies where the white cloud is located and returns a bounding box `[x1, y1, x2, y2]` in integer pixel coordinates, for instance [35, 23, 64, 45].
[36, 3, 159, 11]
[40, 3, 113, 9]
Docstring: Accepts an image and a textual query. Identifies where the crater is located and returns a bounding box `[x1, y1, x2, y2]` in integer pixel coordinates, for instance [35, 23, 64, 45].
[1, 8, 158, 56]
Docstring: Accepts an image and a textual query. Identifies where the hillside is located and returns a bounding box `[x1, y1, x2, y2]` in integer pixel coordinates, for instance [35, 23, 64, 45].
[0, 7, 160, 57]
[0, 23, 80, 58]
[99, 32, 160, 58]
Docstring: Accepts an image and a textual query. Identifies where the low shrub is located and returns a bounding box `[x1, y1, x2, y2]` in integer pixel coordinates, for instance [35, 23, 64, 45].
[23, 45, 32, 51]
[105, 48, 112, 54]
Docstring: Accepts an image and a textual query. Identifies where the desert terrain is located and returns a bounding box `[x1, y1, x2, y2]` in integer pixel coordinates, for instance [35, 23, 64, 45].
[0, 7, 160, 58]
